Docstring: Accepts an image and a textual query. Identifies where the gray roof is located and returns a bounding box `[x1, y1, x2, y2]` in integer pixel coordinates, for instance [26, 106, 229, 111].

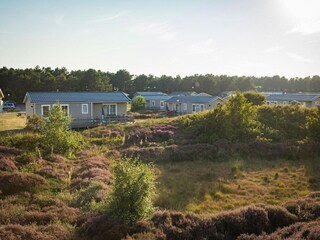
[170, 91, 197, 96]
[135, 91, 167, 96]
[133, 95, 172, 101]
[165, 96, 222, 103]
[266, 94, 320, 102]
[24, 92, 131, 103]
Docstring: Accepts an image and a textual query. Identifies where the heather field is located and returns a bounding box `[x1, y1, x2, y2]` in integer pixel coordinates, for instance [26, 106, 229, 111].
[1, 102, 320, 239]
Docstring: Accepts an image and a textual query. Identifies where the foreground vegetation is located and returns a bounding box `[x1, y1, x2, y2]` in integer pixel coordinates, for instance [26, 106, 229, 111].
[1, 94, 320, 239]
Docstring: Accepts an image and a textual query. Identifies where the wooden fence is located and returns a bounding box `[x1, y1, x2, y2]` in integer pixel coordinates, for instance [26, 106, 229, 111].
[70, 115, 134, 128]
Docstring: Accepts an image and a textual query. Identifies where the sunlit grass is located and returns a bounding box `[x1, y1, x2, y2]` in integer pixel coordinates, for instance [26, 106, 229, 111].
[0, 112, 26, 132]
[155, 158, 316, 214]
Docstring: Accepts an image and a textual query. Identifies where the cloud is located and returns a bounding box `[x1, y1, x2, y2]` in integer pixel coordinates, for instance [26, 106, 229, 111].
[54, 13, 65, 25]
[131, 22, 177, 41]
[89, 10, 129, 23]
[186, 39, 216, 55]
[262, 45, 284, 54]
[287, 52, 312, 63]
[289, 20, 320, 35]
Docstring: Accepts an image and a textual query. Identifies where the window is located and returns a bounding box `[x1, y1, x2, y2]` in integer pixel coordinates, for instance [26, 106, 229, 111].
[41, 105, 51, 117]
[183, 103, 187, 111]
[103, 104, 117, 116]
[61, 104, 69, 116]
[151, 100, 156, 107]
[82, 104, 88, 114]
[200, 104, 204, 111]
[160, 101, 164, 108]
[192, 104, 196, 112]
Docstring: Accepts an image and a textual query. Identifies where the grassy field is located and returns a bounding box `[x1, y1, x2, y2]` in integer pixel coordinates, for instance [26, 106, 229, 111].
[155, 158, 319, 214]
[0, 112, 26, 132]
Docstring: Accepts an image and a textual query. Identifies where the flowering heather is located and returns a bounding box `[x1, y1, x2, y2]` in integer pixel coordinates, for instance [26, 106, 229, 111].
[0, 172, 46, 195]
[127, 124, 176, 145]
[0, 224, 74, 240]
[0, 158, 17, 171]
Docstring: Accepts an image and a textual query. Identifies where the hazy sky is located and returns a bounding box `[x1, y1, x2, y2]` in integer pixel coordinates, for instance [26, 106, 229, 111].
[0, 0, 319, 77]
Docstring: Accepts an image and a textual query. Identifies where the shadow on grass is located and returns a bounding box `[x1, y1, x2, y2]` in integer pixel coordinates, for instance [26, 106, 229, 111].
[0, 129, 26, 137]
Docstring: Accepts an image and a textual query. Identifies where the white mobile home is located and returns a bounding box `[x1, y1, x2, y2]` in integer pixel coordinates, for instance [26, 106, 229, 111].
[23, 92, 131, 127]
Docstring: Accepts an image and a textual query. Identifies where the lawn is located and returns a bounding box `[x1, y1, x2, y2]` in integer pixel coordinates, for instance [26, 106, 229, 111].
[155, 158, 319, 214]
[0, 112, 26, 132]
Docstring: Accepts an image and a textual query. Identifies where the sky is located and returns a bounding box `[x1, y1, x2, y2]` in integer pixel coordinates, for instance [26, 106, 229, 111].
[0, 0, 320, 78]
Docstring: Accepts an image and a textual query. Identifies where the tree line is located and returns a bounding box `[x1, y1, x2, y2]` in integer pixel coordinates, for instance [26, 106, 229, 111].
[0, 66, 320, 102]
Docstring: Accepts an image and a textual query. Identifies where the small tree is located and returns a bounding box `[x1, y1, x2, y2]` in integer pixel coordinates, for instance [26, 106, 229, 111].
[225, 92, 261, 142]
[243, 92, 266, 106]
[306, 106, 320, 141]
[41, 103, 83, 157]
[107, 158, 155, 224]
[131, 96, 146, 112]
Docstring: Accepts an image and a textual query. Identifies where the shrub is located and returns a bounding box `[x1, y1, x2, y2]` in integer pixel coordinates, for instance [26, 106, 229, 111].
[15, 152, 38, 166]
[72, 181, 105, 211]
[257, 104, 311, 142]
[306, 106, 320, 141]
[71, 154, 111, 191]
[107, 158, 155, 224]
[0, 224, 75, 240]
[180, 92, 261, 143]
[0, 133, 43, 152]
[40, 103, 84, 157]
[131, 96, 146, 112]
[0, 158, 17, 171]
[284, 195, 320, 221]
[243, 92, 266, 106]
[0, 172, 46, 195]
[26, 115, 45, 131]
[256, 204, 297, 231]
[213, 206, 269, 237]
[238, 220, 320, 240]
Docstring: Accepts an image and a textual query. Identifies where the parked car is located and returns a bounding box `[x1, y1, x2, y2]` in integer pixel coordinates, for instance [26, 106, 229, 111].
[3, 102, 15, 111]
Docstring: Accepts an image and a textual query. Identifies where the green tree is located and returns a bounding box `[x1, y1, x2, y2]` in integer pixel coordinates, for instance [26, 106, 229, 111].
[107, 158, 155, 224]
[306, 106, 320, 141]
[131, 96, 146, 112]
[243, 92, 266, 105]
[41, 103, 83, 157]
[110, 69, 132, 92]
[224, 92, 261, 142]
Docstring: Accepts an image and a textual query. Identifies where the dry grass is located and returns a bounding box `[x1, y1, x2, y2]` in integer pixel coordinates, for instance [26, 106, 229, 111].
[0, 112, 26, 132]
[155, 158, 316, 214]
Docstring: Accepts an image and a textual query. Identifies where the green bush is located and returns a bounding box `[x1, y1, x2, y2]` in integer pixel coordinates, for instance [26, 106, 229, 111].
[0, 133, 43, 152]
[257, 104, 311, 142]
[40, 103, 84, 157]
[243, 92, 266, 106]
[26, 115, 45, 132]
[107, 158, 155, 224]
[306, 106, 320, 141]
[180, 92, 260, 143]
[131, 96, 146, 112]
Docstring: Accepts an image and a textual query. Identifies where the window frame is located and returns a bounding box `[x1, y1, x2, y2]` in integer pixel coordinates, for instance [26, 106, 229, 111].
[82, 104, 89, 114]
[160, 101, 164, 108]
[41, 105, 51, 117]
[192, 104, 196, 112]
[60, 104, 70, 116]
[103, 103, 117, 116]
[183, 103, 187, 111]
